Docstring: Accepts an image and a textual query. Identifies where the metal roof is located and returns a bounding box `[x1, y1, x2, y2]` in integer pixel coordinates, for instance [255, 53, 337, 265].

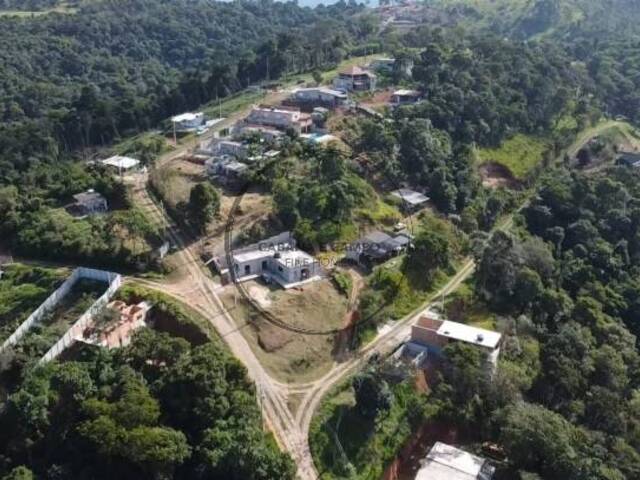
[416, 442, 494, 480]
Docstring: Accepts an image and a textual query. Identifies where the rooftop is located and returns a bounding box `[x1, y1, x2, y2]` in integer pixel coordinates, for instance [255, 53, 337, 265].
[295, 87, 348, 98]
[437, 320, 502, 349]
[416, 442, 494, 480]
[171, 112, 203, 123]
[338, 65, 376, 77]
[392, 188, 430, 206]
[393, 89, 421, 97]
[234, 249, 273, 264]
[73, 189, 105, 204]
[274, 249, 316, 269]
[102, 155, 140, 170]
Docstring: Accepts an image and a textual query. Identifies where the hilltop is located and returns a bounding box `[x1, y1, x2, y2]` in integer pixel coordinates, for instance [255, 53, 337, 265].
[430, 0, 640, 39]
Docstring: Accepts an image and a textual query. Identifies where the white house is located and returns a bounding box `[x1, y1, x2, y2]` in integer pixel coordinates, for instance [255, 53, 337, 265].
[212, 232, 322, 289]
[171, 112, 205, 131]
[411, 314, 502, 373]
[415, 442, 495, 480]
[292, 87, 348, 108]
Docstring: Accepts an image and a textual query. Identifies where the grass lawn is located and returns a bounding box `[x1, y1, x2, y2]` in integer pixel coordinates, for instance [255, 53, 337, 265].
[354, 199, 402, 227]
[477, 133, 549, 180]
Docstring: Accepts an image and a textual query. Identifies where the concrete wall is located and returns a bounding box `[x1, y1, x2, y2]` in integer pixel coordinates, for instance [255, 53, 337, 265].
[0, 267, 120, 360]
[39, 268, 121, 363]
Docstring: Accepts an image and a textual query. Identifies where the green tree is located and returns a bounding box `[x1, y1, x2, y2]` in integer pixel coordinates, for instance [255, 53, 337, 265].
[352, 369, 393, 420]
[188, 183, 220, 234]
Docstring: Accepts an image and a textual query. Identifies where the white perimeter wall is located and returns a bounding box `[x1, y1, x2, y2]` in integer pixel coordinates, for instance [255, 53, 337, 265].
[0, 267, 121, 363]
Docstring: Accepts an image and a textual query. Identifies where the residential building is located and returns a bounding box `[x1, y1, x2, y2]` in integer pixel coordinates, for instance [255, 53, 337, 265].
[616, 151, 640, 168]
[291, 87, 348, 108]
[102, 155, 141, 172]
[411, 314, 502, 371]
[391, 89, 422, 105]
[211, 232, 322, 289]
[415, 442, 495, 480]
[369, 57, 396, 73]
[333, 66, 377, 92]
[391, 188, 430, 212]
[241, 106, 312, 133]
[345, 230, 412, 266]
[83, 300, 151, 349]
[236, 124, 286, 142]
[171, 112, 205, 131]
[198, 138, 249, 159]
[68, 189, 108, 217]
[205, 157, 249, 184]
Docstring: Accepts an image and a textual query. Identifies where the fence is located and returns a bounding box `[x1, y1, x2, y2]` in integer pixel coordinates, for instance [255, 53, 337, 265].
[0, 267, 121, 361]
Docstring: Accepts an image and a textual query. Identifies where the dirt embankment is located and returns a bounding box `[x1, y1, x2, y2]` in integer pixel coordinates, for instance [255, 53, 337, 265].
[478, 162, 521, 189]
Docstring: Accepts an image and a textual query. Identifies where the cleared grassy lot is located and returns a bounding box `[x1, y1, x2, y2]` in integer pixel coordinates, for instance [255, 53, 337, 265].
[477, 133, 549, 180]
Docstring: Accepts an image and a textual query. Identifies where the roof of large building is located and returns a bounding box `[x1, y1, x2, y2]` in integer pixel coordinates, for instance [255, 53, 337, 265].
[102, 155, 140, 170]
[415, 442, 494, 480]
[436, 320, 502, 349]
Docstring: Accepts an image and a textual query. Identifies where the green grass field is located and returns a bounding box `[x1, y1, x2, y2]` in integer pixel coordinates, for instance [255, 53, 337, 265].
[477, 133, 549, 180]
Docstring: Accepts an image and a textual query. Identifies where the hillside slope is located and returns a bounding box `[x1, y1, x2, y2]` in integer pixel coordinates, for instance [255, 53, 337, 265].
[433, 0, 640, 39]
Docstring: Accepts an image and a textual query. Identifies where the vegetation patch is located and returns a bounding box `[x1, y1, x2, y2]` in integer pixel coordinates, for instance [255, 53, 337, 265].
[477, 134, 549, 180]
[0, 264, 67, 344]
[310, 367, 436, 480]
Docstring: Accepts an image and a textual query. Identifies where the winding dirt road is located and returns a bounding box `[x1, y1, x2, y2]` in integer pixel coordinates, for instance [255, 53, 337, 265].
[132, 165, 478, 479]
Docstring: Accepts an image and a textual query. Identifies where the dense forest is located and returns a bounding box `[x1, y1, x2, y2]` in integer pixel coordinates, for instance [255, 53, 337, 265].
[427, 0, 640, 124]
[426, 165, 640, 479]
[0, 0, 375, 267]
[0, 0, 372, 171]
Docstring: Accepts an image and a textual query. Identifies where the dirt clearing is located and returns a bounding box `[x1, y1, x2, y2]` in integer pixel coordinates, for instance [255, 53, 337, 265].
[220, 278, 349, 383]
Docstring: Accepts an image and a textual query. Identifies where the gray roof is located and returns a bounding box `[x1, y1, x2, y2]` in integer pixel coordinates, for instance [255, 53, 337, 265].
[73, 190, 106, 204]
[392, 188, 430, 206]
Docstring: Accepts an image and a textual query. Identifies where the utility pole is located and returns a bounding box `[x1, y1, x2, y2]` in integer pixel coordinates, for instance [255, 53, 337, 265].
[172, 120, 177, 146]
